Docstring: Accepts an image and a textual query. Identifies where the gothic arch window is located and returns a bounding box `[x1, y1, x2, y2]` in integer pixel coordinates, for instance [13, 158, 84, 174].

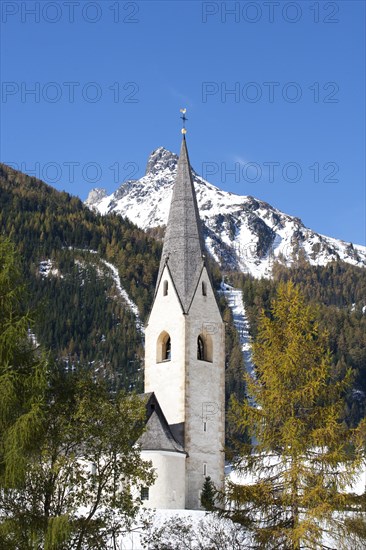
[202, 281, 207, 296]
[197, 335, 205, 360]
[197, 334, 213, 362]
[165, 337, 171, 360]
[157, 331, 171, 363]
[163, 280, 168, 296]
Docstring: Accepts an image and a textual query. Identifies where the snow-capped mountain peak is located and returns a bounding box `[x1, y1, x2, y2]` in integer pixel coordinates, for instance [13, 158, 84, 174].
[145, 146, 178, 176]
[85, 147, 366, 278]
[85, 187, 107, 208]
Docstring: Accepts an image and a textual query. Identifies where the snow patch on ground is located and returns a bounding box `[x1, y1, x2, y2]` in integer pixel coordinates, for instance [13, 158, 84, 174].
[229, 458, 366, 496]
[27, 329, 39, 348]
[39, 259, 63, 278]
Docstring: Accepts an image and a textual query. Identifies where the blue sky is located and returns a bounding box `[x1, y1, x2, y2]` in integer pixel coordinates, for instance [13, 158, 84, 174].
[1, 0, 365, 245]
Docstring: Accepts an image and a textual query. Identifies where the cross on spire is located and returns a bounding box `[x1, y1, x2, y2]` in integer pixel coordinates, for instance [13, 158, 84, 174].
[180, 108, 188, 135]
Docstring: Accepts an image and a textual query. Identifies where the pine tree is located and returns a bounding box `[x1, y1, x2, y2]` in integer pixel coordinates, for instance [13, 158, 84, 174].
[225, 281, 366, 549]
[201, 476, 217, 511]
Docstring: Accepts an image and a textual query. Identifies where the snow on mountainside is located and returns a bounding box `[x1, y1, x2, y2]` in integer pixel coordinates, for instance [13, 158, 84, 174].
[219, 283, 254, 380]
[40, 252, 142, 331]
[85, 147, 366, 278]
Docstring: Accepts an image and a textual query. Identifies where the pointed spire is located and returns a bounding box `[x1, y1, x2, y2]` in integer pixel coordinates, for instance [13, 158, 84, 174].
[156, 136, 206, 312]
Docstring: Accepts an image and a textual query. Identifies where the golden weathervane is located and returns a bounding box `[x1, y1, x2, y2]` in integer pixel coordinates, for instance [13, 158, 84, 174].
[180, 108, 187, 134]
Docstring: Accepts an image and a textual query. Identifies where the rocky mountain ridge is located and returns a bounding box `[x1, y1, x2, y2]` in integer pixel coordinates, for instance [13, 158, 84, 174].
[85, 147, 366, 278]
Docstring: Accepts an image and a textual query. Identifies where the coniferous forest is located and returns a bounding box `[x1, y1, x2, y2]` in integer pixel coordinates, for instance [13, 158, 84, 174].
[1, 162, 366, 429]
[229, 262, 366, 426]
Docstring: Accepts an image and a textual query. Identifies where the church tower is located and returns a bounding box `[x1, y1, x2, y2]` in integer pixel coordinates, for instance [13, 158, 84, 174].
[144, 133, 225, 510]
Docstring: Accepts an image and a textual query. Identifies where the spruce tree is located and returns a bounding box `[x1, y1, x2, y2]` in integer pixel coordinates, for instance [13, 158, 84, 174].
[201, 476, 217, 511]
[225, 281, 366, 549]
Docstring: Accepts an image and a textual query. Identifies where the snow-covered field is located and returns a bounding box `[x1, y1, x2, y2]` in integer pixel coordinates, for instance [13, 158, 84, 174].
[119, 510, 208, 550]
[116, 504, 366, 550]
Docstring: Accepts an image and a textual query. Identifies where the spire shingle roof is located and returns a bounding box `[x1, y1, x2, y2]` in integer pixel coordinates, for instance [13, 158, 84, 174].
[155, 137, 206, 313]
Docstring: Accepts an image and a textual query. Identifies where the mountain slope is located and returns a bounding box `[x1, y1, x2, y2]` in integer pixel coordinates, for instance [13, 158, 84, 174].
[86, 147, 366, 278]
[0, 163, 162, 390]
[2, 162, 366, 426]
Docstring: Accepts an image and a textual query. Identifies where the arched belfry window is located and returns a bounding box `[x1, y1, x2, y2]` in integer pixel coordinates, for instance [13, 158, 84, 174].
[197, 334, 213, 363]
[165, 337, 171, 360]
[163, 280, 168, 296]
[197, 336, 205, 360]
[157, 331, 171, 363]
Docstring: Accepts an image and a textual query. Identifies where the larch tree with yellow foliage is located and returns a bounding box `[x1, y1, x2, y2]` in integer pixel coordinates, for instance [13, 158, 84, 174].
[225, 281, 366, 550]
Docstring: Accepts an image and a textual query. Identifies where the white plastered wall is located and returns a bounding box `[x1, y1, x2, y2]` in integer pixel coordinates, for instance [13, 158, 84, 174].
[144, 266, 225, 510]
[141, 450, 186, 509]
[145, 266, 186, 426]
[184, 267, 225, 510]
